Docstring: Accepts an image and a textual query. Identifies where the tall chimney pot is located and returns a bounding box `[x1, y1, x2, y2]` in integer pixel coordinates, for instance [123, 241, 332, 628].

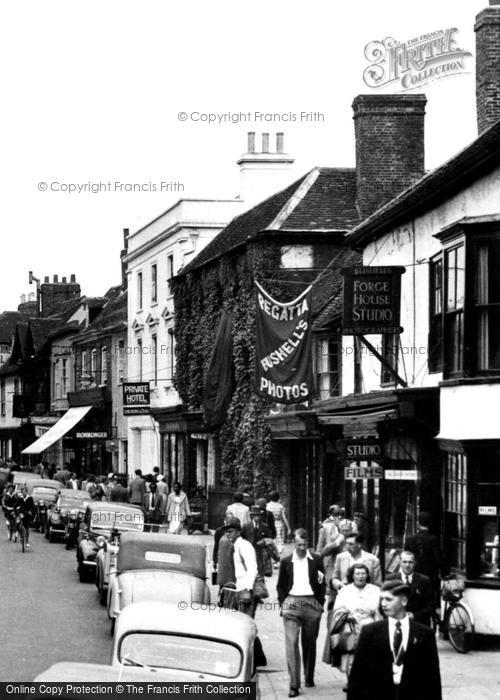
[276, 132, 284, 154]
[70, 274, 76, 282]
[44, 276, 49, 283]
[20, 294, 26, 304]
[262, 133, 269, 153]
[62, 276, 67, 283]
[247, 132, 256, 153]
[53, 274, 58, 283]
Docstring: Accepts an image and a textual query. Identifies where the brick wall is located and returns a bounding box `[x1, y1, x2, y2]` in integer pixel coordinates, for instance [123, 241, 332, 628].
[352, 94, 426, 220]
[475, 3, 500, 135]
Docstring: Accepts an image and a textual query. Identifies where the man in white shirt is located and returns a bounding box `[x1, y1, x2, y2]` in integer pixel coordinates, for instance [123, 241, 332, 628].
[347, 579, 441, 700]
[224, 517, 266, 667]
[277, 529, 326, 697]
[227, 491, 250, 527]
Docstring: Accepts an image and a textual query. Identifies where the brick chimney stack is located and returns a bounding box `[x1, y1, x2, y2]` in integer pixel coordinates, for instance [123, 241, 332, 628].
[352, 94, 426, 219]
[475, 1, 500, 135]
[40, 274, 81, 316]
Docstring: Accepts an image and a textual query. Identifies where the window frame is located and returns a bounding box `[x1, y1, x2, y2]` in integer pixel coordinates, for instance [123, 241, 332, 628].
[314, 334, 342, 400]
[428, 255, 444, 373]
[137, 271, 143, 311]
[380, 333, 399, 387]
[151, 263, 158, 304]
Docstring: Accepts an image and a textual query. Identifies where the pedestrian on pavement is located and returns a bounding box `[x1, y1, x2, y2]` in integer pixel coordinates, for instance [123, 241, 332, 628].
[128, 469, 146, 506]
[165, 481, 191, 534]
[242, 504, 279, 578]
[405, 512, 442, 602]
[213, 510, 236, 597]
[67, 473, 79, 490]
[333, 534, 382, 591]
[109, 475, 129, 502]
[329, 563, 382, 689]
[142, 482, 167, 532]
[266, 491, 290, 556]
[53, 466, 67, 487]
[347, 579, 442, 700]
[156, 474, 168, 497]
[14, 486, 34, 548]
[317, 505, 346, 587]
[385, 551, 435, 627]
[227, 491, 250, 527]
[277, 528, 326, 697]
[255, 497, 276, 539]
[224, 516, 267, 667]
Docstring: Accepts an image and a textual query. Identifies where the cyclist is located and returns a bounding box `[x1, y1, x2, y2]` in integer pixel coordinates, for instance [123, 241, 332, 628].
[14, 486, 34, 547]
[2, 484, 17, 536]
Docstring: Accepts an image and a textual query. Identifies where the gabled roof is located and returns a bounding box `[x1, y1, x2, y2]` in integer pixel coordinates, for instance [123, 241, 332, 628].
[179, 167, 359, 275]
[28, 318, 66, 353]
[348, 120, 500, 249]
[74, 287, 127, 343]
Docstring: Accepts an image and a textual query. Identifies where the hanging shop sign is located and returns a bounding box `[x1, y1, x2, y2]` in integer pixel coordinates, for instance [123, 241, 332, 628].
[345, 465, 384, 480]
[254, 281, 313, 404]
[478, 506, 497, 516]
[343, 438, 384, 460]
[384, 469, 420, 480]
[122, 382, 150, 415]
[341, 266, 405, 335]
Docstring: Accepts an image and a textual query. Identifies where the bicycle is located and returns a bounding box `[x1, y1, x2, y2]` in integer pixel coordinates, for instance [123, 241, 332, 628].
[3, 507, 15, 540]
[12, 513, 27, 553]
[441, 576, 475, 653]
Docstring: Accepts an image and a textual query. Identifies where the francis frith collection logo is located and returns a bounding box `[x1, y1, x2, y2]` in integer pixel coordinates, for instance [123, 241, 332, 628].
[363, 28, 472, 91]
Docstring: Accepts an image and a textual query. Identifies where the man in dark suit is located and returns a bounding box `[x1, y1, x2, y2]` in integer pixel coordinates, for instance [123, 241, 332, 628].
[405, 512, 442, 599]
[277, 528, 325, 697]
[386, 551, 435, 626]
[348, 579, 441, 700]
[141, 482, 166, 531]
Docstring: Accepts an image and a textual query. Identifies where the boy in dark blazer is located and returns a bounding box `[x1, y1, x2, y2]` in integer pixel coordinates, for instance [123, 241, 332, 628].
[348, 579, 441, 700]
[277, 528, 325, 697]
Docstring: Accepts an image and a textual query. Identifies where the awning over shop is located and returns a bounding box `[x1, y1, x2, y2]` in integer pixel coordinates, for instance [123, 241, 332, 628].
[317, 408, 398, 425]
[21, 406, 92, 454]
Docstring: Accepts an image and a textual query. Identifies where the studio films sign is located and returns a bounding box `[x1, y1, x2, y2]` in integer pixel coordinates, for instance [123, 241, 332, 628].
[123, 382, 150, 415]
[341, 266, 405, 335]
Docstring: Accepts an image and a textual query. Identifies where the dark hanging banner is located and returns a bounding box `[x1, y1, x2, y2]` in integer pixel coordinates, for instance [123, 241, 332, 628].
[254, 281, 313, 404]
[203, 310, 234, 427]
[341, 266, 405, 335]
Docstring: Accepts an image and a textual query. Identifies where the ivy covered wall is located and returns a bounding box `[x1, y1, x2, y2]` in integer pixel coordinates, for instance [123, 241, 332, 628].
[171, 241, 293, 494]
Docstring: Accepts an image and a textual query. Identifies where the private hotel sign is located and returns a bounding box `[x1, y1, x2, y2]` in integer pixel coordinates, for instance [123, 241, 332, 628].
[341, 266, 405, 335]
[123, 382, 151, 415]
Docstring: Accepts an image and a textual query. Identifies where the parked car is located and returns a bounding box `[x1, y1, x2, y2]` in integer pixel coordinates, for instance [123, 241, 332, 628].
[46, 489, 89, 544]
[77, 501, 144, 583]
[107, 532, 210, 633]
[30, 481, 61, 532]
[110, 601, 259, 689]
[10, 471, 39, 491]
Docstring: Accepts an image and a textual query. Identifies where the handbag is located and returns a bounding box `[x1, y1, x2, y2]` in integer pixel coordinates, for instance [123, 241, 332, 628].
[330, 607, 350, 635]
[332, 620, 358, 653]
[238, 549, 270, 600]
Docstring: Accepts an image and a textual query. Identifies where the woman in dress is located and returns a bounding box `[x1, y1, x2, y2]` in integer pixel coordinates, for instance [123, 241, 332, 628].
[266, 490, 290, 556]
[329, 562, 382, 688]
[165, 481, 191, 534]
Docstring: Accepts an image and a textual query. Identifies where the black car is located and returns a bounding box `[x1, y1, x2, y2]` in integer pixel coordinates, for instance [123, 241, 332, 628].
[46, 489, 89, 544]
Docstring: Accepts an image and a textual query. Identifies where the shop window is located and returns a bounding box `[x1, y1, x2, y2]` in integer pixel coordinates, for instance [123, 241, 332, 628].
[444, 452, 467, 572]
[475, 455, 500, 579]
[475, 240, 500, 372]
[380, 334, 399, 386]
[428, 257, 443, 372]
[315, 336, 341, 399]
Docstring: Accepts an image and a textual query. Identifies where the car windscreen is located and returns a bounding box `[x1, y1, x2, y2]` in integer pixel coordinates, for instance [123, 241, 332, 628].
[119, 633, 242, 678]
[32, 488, 59, 499]
[90, 510, 144, 531]
[59, 497, 88, 509]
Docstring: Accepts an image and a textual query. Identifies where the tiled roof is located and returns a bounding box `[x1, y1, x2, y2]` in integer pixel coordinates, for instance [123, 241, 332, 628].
[180, 168, 359, 275]
[0, 312, 25, 343]
[312, 248, 361, 330]
[74, 287, 127, 342]
[28, 318, 67, 353]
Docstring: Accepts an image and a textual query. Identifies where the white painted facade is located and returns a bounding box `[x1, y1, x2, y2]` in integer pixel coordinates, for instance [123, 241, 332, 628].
[342, 165, 500, 440]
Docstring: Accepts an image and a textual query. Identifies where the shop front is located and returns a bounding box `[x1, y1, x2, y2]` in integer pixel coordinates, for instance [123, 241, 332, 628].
[316, 387, 441, 573]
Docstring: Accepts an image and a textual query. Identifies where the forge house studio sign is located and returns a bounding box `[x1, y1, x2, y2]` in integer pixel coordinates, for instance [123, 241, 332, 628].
[341, 266, 405, 334]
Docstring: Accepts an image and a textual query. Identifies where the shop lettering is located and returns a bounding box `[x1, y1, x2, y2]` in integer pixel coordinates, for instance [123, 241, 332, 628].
[125, 394, 149, 404]
[346, 444, 382, 458]
[345, 466, 384, 480]
[258, 293, 309, 321]
[123, 383, 149, 394]
[259, 377, 309, 401]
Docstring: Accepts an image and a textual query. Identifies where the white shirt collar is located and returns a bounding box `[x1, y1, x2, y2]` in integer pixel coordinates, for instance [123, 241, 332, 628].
[292, 549, 313, 562]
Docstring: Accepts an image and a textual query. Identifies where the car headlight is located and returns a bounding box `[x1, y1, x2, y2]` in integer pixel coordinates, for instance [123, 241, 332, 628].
[39, 500, 45, 506]
[96, 536, 106, 548]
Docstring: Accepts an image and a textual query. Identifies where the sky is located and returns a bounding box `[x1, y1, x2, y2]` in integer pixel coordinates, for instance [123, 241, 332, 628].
[0, 0, 487, 310]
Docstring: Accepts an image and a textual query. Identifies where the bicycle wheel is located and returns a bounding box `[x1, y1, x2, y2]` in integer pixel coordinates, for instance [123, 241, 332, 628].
[446, 602, 474, 653]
